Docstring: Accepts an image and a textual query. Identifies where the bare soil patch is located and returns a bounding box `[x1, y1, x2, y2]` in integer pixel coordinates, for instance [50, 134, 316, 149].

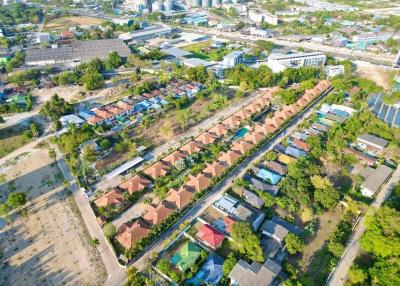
[0, 148, 106, 286]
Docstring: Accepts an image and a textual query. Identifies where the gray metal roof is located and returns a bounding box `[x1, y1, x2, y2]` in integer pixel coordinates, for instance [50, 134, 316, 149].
[361, 165, 393, 194]
[357, 133, 389, 149]
[26, 38, 131, 63]
[162, 47, 192, 58]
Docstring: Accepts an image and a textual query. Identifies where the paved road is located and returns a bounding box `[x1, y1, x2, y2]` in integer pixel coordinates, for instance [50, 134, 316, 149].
[54, 151, 126, 286]
[326, 165, 400, 286]
[133, 88, 332, 271]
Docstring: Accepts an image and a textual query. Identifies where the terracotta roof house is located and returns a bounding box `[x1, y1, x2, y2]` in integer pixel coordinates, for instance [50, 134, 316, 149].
[243, 131, 264, 145]
[94, 189, 124, 208]
[245, 102, 262, 114]
[234, 109, 253, 120]
[203, 161, 226, 178]
[272, 114, 285, 126]
[208, 124, 229, 138]
[296, 97, 308, 107]
[274, 111, 289, 121]
[222, 116, 242, 129]
[265, 161, 288, 176]
[281, 105, 297, 118]
[218, 150, 241, 166]
[107, 106, 125, 116]
[186, 173, 212, 192]
[291, 139, 310, 152]
[162, 150, 187, 166]
[117, 101, 133, 111]
[93, 108, 114, 119]
[165, 186, 194, 210]
[143, 161, 170, 179]
[196, 132, 217, 145]
[252, 99, 266, 110]
[262, 122, 278, 134]
[87, 115, 104, 125]
[262, 92, 273, 102]
[119, 175, 152, 194]
[116, 219, 151, 249]
[196, 224, 225, 250]
[231, 140, 254, 155]
[143, 201, 176, 225]
[264, 117, 280, 129]
[253, 123, 271, 136]
[180, 140, 202, 155]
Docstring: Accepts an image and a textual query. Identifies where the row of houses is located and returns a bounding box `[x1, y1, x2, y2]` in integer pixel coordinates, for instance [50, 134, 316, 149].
[77, 79, 203, 126]
[94, 80, 331, 252]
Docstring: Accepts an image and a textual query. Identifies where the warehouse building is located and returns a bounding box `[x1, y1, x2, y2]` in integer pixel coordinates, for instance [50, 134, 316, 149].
[25, 38, 131, 66]
[118, 25, 172, 42]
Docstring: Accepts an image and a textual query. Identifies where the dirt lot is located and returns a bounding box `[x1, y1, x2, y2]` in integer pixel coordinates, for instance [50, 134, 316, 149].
[354, 64, 395, 90]
[44, 16, 103, 32]
[0, 147, 106, 286]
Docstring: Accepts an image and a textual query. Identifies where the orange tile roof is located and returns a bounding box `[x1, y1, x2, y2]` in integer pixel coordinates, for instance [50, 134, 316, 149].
[116, 219, 151, 249]
[87, 115, 103, 125]
[196, 132, 217, 145]
[119, 175, 151, 194]
[222, 116, 242, 129]
[186, 173, 212, 192]
[165, 186, 195, 210]
[143, 201, 176, 225]
[203, 161, 226, 178]
[93, 108, 114, 119]
[254, 97, 269, 108]
[243, 131, 264, 145]
[162, 150, 187, 166]
[292, 139, 310, 152]
[224, 215, 236, 233]
[117, 101, 133, 111]
[218, 150, 241, 166]
[208, 124, 229, 138]
[180, 140, 203, 155]
[231, 140, 254, 155]
[94, 189, 124, 208]
[234, 109, 253, 120]
[143, 161, 170, 179]
[245, 102, 262, 114]
[274, 111, 289, 121]
[253, 123, 271, 136]
[108, 106, 125, 116]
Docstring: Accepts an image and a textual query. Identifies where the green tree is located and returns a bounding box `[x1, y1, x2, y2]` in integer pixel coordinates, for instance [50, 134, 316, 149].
[360, 207, 400, 258]
[314, 188, 340, 210]
[82, 71, 104, 90]
[48, 148, 57, 161]
[7, 192, 27, 209]
[100, 139, 111, 150]
[347, 265, 367, 285]
[105, 51, 123, 69]
[103, 223, 117, 239]
[222, 254, 237, 276]
[39, 94, 74, 122]
[231, 222, 264, 262]
[284, 233, 304, 255]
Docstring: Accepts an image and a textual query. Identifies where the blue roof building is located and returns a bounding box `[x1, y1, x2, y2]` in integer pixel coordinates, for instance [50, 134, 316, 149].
[331, 108, 349, 118]
[255, 168, 281, 185]
[285, 146, 306, 158]
[198, 254, 223, 285]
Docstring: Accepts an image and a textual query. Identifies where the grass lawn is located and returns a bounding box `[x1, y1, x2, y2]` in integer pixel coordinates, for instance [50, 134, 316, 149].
[181, 40, 213, 52]
[0, 125, 30, 159]
[43, 16, 103, 32]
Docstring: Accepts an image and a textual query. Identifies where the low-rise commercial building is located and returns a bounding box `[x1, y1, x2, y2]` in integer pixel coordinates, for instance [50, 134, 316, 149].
[267, 52, 326, 73]
[360, 165, 393, 197]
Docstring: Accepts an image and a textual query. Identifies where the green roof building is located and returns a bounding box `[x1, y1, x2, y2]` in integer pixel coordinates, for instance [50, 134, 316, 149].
[171, 241, 201, 272]
[12, 94, 27, 105]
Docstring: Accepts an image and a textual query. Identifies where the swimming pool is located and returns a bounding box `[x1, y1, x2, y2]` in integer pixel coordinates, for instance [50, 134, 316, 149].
[232, 127, 249, 140]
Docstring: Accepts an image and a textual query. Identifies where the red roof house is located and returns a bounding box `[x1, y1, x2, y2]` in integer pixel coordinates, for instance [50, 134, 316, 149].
[94, 189, 124, 208]
[116, 219, 151, 249]
[180, 140, 203, 155]
[119, 175, 151, 194]
[196, 224, 225, 250]
[143, 161, 170, 179]
[186, 173, 212, 192]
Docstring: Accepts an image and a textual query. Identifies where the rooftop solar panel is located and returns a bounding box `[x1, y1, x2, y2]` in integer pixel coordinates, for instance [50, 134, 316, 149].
[394, 108, 400, 127]
[386, 106, 397, 126]
[373, 100, 382, 115]
[378, 104, 388, 120]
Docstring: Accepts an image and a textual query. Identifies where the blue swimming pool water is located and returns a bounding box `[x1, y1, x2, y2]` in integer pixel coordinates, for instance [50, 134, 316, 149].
[185, 270, 204, 286]
[232, 127, 249, 140]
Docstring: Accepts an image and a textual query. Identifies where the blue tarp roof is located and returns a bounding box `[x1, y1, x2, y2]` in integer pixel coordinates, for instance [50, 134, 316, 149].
[331, 108, 349, 118]
[199, 254, 223, 284]
[256, 168, 281, 185]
